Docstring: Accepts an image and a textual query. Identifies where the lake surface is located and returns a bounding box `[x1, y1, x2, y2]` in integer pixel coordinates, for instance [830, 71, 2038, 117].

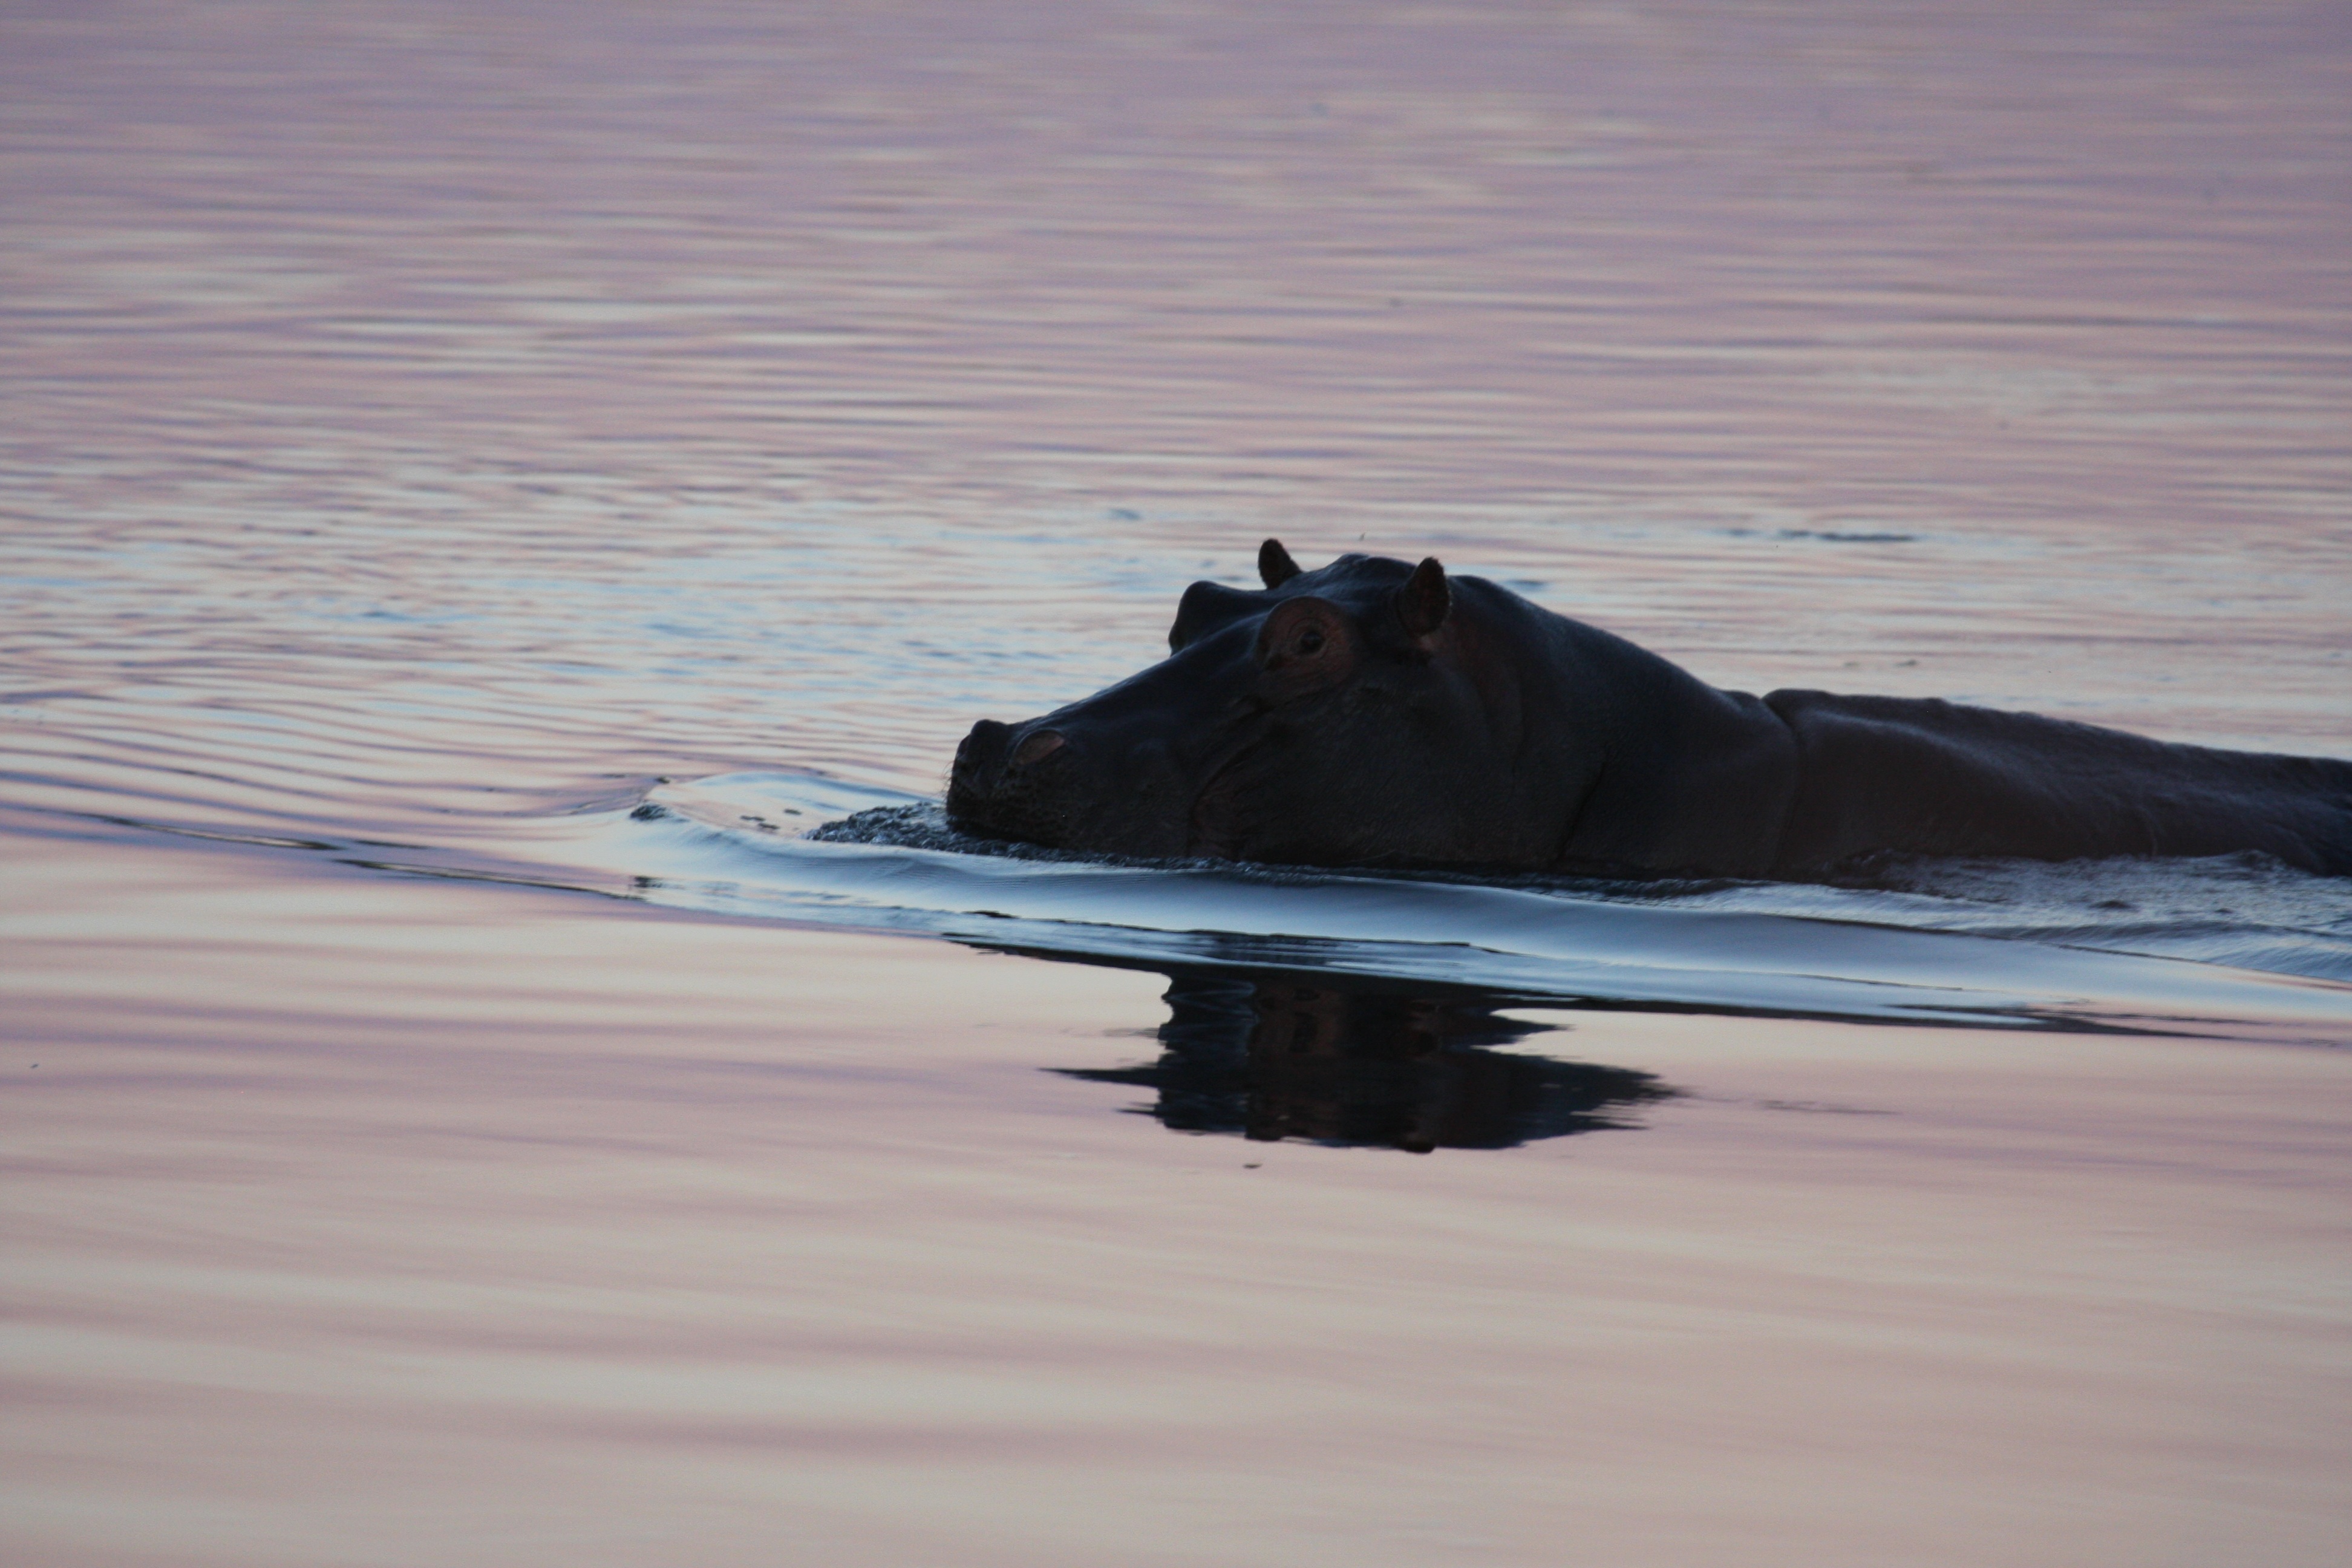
[4, 2, 2349, 1564]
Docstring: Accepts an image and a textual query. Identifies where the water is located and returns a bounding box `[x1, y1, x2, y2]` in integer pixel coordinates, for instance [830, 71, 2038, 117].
[5, 3, 2350, 1564]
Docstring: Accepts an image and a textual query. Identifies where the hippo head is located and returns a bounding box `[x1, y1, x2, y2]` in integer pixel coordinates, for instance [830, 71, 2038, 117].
[947, 541, 1560, 867]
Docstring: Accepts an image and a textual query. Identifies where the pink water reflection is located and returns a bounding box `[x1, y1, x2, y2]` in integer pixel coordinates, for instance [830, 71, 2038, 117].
[4, 1, 2350, 1563]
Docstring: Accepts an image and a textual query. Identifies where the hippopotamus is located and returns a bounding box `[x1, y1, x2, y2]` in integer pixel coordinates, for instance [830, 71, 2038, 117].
[947, 541, 2352, 880]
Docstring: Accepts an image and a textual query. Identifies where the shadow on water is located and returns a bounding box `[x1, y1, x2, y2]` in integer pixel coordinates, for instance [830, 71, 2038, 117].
[1048, 965, 1671, 1154]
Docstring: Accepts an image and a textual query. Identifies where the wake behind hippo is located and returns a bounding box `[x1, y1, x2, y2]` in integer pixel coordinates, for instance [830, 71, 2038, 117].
[947, 541, 2352, 880]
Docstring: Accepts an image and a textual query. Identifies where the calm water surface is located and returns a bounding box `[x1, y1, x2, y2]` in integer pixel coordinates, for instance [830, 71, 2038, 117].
[5, 3, 2350, 1564]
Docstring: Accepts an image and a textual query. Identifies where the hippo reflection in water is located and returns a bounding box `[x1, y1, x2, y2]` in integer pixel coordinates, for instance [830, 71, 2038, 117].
[1051, 968, 1668, 1152]
[950, 541, 2352, 879]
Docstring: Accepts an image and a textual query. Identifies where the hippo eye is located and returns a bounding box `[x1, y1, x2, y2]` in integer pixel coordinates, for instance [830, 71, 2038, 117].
[1296, 628, 1325, 656]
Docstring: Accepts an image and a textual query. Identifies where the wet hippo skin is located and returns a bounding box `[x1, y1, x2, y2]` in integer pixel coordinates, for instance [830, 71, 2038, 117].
[948, 542, 2352, 879]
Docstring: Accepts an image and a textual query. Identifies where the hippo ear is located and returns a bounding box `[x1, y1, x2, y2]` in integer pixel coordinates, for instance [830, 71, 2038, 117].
[1394, 557, 1450, 638]
[1258, 538, 1302, 589]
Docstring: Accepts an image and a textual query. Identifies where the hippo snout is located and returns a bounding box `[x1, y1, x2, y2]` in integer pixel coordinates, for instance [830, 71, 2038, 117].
[953, 718, 1066, 785]
[948, 673, 1199, 855]
[948, 717, 1077, 841]
[954, 717, 1014, 785]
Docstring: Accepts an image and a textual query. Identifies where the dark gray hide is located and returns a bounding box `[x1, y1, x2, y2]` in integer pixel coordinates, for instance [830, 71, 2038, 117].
[946, 544, 2352, 878]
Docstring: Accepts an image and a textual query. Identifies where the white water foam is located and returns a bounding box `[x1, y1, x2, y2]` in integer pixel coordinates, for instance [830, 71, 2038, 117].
[494, 771, 2352, 1040]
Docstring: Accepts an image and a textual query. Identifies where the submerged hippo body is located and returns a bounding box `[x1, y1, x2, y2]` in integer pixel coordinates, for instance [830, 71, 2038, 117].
[947, 543, 2352, 880]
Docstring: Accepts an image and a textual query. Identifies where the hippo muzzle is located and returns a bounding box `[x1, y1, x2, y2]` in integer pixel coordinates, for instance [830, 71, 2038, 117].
[947, 709, 1197, 858]
[947, 717, 1075, 846]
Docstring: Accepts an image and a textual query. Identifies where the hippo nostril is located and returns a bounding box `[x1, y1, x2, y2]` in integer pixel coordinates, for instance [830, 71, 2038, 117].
[1013, 729, 1067, 766]
[956, 719, 1012, 769]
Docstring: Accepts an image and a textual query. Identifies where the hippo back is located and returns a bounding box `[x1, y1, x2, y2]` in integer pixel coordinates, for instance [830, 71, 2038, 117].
[1765, 690, 2352, 875]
